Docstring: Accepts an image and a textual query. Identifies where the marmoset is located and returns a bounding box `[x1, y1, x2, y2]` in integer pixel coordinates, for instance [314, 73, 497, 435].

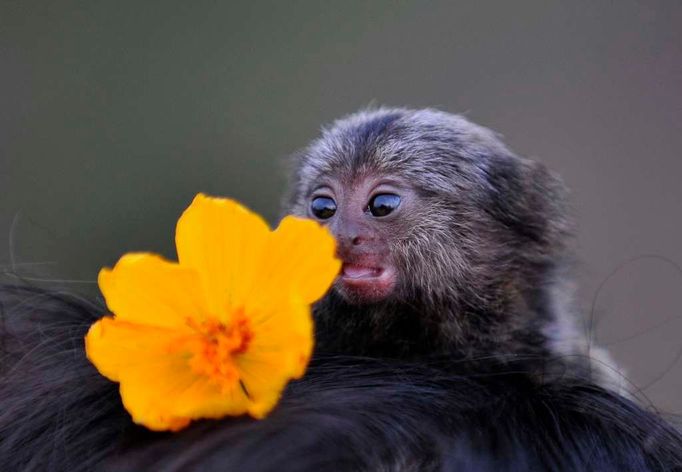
[287, 107, 620, 389]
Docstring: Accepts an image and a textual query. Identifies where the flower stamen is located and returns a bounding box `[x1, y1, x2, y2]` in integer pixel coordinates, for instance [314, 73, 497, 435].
[186, 311, 253, 393]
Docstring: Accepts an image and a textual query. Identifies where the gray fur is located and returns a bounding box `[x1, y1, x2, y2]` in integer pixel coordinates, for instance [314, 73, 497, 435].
[285, 107, 622, 388]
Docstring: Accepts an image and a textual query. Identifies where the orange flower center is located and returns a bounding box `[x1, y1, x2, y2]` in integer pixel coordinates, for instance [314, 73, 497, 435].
[185, 311, 253, 394]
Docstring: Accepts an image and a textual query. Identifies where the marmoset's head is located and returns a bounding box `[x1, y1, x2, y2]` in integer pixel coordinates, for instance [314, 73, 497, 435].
[287, 108, 571, 320]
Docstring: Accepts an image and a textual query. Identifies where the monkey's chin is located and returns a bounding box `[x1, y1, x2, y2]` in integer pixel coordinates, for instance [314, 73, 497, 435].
[335, 265, 397, 304]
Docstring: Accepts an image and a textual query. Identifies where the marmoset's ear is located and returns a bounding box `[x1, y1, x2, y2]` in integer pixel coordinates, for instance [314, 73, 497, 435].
[484, 154, 573, 258]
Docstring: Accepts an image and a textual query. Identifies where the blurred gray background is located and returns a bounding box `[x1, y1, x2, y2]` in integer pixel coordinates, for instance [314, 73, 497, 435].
[1, 1, 681, 411]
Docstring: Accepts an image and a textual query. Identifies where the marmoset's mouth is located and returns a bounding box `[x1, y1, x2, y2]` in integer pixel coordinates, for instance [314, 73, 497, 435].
[341, 264, 383, 279]
[336, 259, 396, 304]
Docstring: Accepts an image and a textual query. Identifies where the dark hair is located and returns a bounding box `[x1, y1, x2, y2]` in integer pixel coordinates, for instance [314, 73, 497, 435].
[1, 282, 681, 471]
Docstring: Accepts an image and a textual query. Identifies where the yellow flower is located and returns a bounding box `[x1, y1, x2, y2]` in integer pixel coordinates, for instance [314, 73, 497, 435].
[84, 193, 340, 431]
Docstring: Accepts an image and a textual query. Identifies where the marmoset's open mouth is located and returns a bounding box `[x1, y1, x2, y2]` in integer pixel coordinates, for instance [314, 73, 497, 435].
[341, 264, 384, 279]
[336, 260, 396, 303]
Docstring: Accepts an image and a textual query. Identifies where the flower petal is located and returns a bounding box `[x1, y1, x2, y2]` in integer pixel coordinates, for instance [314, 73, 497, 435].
[175, 194, 270, 321]
[265, 216, 341, 305]
[85, 317, 251, 431]
[98, 253, 208, 328]
[119, 361, 250, 431]
[237, 216, 340, 319]
[236, 298, 314, 418]
[85, 317, 182, 382]
[168, 376, 249, 420]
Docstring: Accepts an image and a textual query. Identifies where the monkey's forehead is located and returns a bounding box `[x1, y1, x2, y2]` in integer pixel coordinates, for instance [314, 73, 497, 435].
[295, 108, 515, 195]
[318, 107, 509, 157]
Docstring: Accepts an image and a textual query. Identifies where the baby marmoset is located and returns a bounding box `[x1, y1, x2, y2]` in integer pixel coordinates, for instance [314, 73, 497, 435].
[286, 107, 622, 390]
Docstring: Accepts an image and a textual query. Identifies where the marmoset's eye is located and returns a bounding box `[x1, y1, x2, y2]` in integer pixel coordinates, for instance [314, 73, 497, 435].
[311, 196, 337, 219]
[368, 193, 401, 217]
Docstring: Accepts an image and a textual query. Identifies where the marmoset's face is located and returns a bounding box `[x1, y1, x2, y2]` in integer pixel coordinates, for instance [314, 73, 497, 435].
[306, 173, 418, 304]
